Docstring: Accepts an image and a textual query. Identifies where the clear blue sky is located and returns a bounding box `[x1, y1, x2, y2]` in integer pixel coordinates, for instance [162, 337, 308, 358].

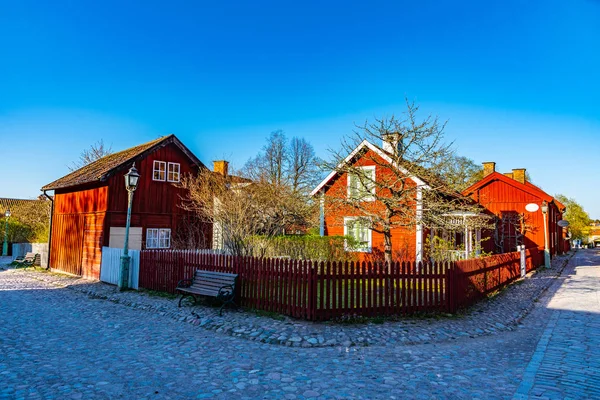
[1, 1, 599, 217]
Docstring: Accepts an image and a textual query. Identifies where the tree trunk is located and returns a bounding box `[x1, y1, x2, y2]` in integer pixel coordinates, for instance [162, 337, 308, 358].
[383, 228, 392, 271]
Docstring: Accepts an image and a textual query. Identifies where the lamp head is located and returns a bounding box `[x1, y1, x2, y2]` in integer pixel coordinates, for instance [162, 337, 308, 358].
[124, 163, 140, 192]
[541, 200, 548, 214]
[4, 209, 10, 218]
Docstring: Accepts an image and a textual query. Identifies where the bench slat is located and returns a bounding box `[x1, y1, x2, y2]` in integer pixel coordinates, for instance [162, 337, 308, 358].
[195, 271, 237, 278]
[177, 269, 237, 299]
[179, 288, 222, 297]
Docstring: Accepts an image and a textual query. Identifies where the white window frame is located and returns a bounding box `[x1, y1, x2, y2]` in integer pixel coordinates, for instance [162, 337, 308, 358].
[347, 166, 376, 202]
[146, 228, 171, 249]
[153, 161, 166, 181]
[343, 217, 372, 253]
[167, 162, 180, 183]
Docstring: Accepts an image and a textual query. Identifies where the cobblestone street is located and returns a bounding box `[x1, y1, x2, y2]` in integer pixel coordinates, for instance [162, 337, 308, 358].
[0, 250, 598, 399]
[514, 249, 600, 399]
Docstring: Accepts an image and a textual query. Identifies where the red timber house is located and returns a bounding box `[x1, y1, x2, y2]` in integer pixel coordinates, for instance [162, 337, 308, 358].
[311, 138, 473, 262]
[41, 135, 211, 279]
[462, 162, 569, 256]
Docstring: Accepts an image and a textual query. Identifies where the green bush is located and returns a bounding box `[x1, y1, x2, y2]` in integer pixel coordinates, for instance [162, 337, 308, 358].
[246, 234, 359, 262]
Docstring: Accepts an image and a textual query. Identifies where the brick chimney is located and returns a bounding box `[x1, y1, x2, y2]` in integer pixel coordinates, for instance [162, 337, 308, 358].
[512, 168, 526, 184]
[213, 160, 229, 177]
[482, 162, 496, 177]
[504, 172, 514, 179]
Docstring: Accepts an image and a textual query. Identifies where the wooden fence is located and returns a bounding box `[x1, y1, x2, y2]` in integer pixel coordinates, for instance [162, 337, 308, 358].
[100, 247, 141, 289]
[138, 247, 542, 320]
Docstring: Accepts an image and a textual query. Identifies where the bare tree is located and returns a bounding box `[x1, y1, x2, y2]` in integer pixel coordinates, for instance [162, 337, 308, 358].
[242, 131, 321, 195]
[180, 170, 317, 256]
[69, 139, 113, 171]
[287, 137, 321, 194]
[244, 130, 288, 185]
[324, 99, 489, 265]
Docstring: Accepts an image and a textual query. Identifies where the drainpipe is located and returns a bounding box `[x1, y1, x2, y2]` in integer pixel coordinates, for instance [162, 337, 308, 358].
[42, 190, 54, 270]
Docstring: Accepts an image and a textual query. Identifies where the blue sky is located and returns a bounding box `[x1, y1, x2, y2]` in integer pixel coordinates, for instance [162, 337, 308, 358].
[1, 0, 599, 217]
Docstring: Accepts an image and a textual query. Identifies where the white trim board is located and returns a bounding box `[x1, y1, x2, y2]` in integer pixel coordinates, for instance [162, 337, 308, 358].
[310, 139, 429, 197]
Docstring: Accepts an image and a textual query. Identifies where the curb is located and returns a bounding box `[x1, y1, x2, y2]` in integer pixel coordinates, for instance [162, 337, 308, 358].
[9, 251, 577, 349]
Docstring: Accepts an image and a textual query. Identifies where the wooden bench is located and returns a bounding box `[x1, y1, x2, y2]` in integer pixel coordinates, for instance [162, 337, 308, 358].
[14, 252, 38, 267]
[176, 270, 238, 315]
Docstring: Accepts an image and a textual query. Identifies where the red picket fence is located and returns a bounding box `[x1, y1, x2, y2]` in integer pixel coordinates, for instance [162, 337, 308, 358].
[448, 247, 542, 310]
[138, 247, 543, 320]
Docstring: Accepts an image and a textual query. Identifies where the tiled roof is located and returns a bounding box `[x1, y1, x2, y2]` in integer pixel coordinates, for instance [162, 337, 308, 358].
[42, 135, 204, 191]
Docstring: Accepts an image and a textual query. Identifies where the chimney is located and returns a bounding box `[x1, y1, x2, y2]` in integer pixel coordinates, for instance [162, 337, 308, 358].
[512, 168, 526, 184]
[482, 162, 496, 177]
[382, 133, 400, 155]
[213, 160, 229, 177]
[504, 172, 514, 179]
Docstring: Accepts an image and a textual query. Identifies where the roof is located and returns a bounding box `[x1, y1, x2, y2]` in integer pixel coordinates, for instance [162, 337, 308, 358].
[42, 134, 205, 191]
[462, 172, 566, 211]
[310, 140, 429, 197]
[310, 139, 465, 199]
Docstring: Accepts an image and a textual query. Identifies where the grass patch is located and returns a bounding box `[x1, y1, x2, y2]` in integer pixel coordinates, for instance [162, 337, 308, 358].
[139, 288, 178, 300]
[248, 309, 287, 321]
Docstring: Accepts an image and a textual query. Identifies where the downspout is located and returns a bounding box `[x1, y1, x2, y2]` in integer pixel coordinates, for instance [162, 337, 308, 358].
[42, 190, 54, 270]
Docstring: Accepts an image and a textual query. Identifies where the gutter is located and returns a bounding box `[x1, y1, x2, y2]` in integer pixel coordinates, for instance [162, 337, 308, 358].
[42, 190, 54, 270]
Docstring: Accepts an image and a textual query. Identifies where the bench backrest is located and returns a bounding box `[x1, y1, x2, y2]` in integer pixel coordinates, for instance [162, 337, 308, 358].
[24, 252, 36, 260]
[190, 270, 238, 296]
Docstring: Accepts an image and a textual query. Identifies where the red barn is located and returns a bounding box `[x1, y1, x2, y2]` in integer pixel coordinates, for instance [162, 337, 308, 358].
[42, 135, 210, 279]
[462, 162, 568, 256]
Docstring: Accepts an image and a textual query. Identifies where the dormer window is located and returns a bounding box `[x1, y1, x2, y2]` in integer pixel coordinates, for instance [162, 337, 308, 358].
[348, 166, 375, 201]
[167, 162, 180, 182]
[153, 161, 166, 181]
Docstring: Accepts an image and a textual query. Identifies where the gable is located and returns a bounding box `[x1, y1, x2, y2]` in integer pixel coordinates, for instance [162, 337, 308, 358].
[311, 140, 427, 197]
[468, 177, 543, 207]
[463, 172, 556, 204]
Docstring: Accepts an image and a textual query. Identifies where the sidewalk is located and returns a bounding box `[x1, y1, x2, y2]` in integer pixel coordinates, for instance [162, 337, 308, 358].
[514, 251, 600, 399]
[4, 251, 575, 349]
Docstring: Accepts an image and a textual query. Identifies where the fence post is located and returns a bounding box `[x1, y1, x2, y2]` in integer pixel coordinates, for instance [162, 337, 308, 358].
[446, 261, 455, 313]
[308, 262, 317, 321]
[518, 245, 526, 278]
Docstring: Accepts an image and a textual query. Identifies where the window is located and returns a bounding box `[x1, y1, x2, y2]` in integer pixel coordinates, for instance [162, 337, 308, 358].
[146, 228, 171, 249]
[348, 166, 375, 201]
[153, 161, 166, 181]
[167, 162, 180, 182]
[344, 217, 372, 252]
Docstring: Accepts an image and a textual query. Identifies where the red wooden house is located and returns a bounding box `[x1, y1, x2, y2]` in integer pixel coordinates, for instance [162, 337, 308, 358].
[311, 139, 469, 262]
[41, 134, 210, 279]
[462, 162, 568, 256]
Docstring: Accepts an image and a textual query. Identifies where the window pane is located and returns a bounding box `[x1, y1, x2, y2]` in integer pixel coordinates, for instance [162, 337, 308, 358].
[167, 163, 180, 182]
[153, 161, 166, 181]
[147, 229, 158, 248]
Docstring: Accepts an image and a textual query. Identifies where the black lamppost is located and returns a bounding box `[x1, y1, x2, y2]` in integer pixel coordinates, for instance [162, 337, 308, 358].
[2, 209, 10, 257]
[541, 200, 551, 268]
[119, 163, 140, 291]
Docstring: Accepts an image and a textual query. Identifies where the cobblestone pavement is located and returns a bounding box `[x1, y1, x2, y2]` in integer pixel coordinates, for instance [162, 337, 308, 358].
[0, 251, 574, 349]
[514, 249, 600, 399]
[0, 251, 582, 399]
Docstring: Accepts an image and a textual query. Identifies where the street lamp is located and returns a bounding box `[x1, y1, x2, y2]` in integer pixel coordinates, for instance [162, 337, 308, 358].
[2, 209, 10, 256]
[541, 200, 551, 268]
[119, 163, 140, 291]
